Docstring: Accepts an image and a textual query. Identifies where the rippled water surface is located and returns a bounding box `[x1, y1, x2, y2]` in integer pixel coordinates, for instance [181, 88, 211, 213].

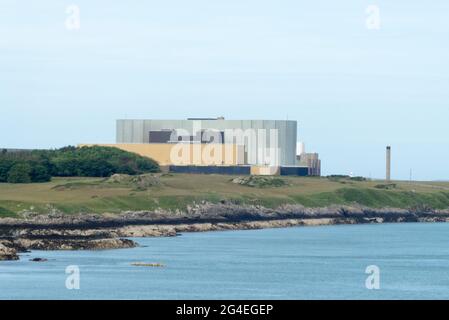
[1, 222, 449, 300]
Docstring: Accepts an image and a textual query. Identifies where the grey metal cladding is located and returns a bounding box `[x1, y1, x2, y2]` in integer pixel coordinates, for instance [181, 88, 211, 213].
[116, 119, 298, 165]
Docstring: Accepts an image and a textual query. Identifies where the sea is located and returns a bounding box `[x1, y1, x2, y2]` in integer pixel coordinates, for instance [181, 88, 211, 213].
[1, 222, 449, 300]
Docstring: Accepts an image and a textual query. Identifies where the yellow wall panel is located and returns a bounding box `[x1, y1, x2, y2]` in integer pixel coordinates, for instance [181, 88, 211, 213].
[79, 143, 245, 166]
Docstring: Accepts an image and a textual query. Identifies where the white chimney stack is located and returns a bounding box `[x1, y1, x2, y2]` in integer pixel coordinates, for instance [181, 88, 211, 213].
[297, 142, 305, 156]
[386, 146, 391, 182]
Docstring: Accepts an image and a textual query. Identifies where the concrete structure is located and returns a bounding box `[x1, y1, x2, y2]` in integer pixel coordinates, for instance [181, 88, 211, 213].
[170, 165, 251, 175]
[80, 143, 245, 166]
[295, 142, 321, 176]
[296, 142, 305, 156]
[297, 153, 321, 176]
[386, 146, 391, 182]
[116, 118, 298, 166]
[250, 166, 281, 176]
[82, 118, 320, 177]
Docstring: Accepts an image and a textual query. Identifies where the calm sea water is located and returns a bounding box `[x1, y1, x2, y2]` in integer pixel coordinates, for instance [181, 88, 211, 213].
[1, 222, 449, 300]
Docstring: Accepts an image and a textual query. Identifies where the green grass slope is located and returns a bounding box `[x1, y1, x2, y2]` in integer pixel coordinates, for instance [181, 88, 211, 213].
[0, 174, 448, 217]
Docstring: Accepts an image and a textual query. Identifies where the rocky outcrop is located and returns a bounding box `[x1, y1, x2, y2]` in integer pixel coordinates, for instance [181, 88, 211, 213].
[14, 237, 136, 251]
[9, 203, 449, 231]
[0, 237, 137, 261]
[0, 203, 448, 261]
[231, 176, 289, 188]
[30, 258, 48, 262]
[0, 243, 19, 261]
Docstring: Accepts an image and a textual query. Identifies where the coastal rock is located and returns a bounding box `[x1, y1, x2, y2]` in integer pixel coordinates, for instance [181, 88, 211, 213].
[231, 176, 289, 188]
[131, 262, 165, 268]
[1, 203, 449, 261]
[107, 173, 161, 190]
[0, 243, 19, 261]
[15, 238, 137, 251]
[115, 225, 177, 238]
[30, 258, 48, 262]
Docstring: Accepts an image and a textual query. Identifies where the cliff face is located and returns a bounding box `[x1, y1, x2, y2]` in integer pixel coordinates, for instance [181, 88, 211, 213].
[1, 203, 448, 261]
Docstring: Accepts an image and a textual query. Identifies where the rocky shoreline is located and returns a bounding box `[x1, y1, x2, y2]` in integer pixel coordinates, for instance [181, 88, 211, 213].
[1, 202, 449, 261]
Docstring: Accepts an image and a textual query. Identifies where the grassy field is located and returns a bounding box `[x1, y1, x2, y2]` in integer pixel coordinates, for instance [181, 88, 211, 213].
[1, 174, 449, 217]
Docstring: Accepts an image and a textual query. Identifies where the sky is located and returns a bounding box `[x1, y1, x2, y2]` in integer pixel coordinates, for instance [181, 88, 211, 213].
[1, 1, 448, 180]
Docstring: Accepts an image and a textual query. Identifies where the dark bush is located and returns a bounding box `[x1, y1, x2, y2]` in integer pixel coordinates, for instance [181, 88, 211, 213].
[50, 157, 81, 177]
[0, 146, 160, 183]
[375, 183, 397, 190]
[0, 159, 14, 182]
[7, 163, 32, 183]
[327, 175, 367, 182]
[78, 158, 115, 177]
[327, 175, 350, 180]
[49, 146, 159, 177]
[116, 165, 137, 175]
[350, 176, 367, 182]
[30, 165, 52, 183]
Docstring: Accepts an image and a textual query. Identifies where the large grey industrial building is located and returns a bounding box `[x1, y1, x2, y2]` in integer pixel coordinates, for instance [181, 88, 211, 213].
[117, 118, 298, 166]
[82, 117, 321, 176]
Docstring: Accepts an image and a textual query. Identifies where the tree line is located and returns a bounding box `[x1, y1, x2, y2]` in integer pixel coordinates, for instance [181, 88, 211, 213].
[0, 146, 160, 183]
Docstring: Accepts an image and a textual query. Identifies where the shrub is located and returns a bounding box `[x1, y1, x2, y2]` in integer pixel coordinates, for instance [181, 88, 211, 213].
[116, 165, 137, 175]
[328, 175, 367, 182]
[79, 158, 115, 177]
[54, 146, 159, 176]
[0, 146, 160, 183]
[231, 176, 289, 188]
[375, 183, 397, 190]
[0, 159, 14, 182]
[327, 175, 350, 179]
[350, 176, 367, 182]
[50, 157, 81, 177]
[30, 165, 52, 183]
[327, 175, 350, 182]
[7, 163, 32, 183]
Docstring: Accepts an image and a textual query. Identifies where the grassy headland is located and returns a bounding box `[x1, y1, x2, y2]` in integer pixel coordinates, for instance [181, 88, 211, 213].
[1, 174, 449, 218]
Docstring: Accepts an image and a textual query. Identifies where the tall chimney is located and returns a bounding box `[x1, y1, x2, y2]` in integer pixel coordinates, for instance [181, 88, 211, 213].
[386, 146, 391, 182]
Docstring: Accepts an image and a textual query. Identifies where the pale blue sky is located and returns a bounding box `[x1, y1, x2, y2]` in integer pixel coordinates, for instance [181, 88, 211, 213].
[1, 1, 448, 180]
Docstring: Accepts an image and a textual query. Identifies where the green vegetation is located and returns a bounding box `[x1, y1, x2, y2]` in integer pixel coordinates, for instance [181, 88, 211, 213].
[375, 183, 397, 190]
[0, 146, 159, 183]
[231, 176, 289, 188]
[327, 175, 367, 182]
[0, 205, 15, 217]
[291, 188, 449, 208]
[0, 174, 449, 217]
[7, 163, 32, 183]
[105, 173, 162, 191]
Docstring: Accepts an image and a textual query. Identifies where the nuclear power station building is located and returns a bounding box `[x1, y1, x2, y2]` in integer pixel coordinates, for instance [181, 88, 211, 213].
[83, 118, 321, 176]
